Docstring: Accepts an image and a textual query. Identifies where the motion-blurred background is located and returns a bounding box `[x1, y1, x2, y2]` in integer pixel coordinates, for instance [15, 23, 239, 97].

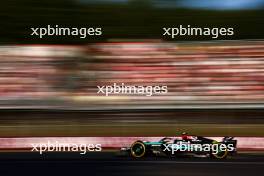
[1, 0, 264, 43]
[0, 0, 264, 137]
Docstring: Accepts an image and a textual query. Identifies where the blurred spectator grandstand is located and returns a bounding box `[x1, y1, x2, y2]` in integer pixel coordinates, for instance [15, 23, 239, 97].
[1, 40, 264, 109]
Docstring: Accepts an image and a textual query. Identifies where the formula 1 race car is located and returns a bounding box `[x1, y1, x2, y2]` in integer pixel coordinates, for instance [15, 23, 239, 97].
[120, 135, 237, 159]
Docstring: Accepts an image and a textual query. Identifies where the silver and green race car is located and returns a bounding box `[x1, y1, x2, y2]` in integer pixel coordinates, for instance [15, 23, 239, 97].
[120, 136, 237, 159]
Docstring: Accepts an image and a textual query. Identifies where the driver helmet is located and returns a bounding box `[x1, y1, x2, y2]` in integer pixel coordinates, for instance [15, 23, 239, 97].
[181, 132, 188, 140]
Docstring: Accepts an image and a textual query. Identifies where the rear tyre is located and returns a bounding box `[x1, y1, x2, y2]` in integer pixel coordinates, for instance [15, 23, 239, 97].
[211, 141, 228, 159]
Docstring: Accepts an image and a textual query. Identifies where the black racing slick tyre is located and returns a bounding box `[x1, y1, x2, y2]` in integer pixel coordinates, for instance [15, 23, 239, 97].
[130, 141, 146, 158]
[211, 141, 228, 159]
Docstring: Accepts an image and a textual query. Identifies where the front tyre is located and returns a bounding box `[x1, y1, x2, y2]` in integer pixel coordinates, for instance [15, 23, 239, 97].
[130, 141, 146, 158]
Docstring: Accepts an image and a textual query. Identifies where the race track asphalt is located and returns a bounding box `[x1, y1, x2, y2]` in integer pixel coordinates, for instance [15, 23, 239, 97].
[0, 152, 263, 176]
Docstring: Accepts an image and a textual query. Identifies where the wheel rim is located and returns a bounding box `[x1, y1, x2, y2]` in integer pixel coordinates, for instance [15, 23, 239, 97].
[131, 142, 146, 158]
[212, 141, 228, 159]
